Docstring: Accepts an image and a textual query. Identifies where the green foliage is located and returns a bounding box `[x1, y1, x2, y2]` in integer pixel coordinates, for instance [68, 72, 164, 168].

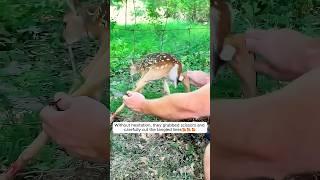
[111, 0, 209, 23]
[0, 1, 65, 32]
[229, 0, 320, 35]
[142, 0, 209, 22]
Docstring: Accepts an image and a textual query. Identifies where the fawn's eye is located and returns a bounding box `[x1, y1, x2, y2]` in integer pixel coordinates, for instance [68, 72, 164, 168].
[63, 22, 67, 28]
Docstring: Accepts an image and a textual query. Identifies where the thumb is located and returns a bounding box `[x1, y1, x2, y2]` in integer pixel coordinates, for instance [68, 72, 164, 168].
[40, 105, 65, 125]
[54, 92, 73, 111]
[186, 70, 202, 78]
[122, 92, 131, 100]
[126, 91, 134, 96]
[41, 92, 73, 127]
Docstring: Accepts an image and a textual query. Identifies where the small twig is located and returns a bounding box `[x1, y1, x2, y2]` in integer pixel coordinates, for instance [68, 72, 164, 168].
[16, 168, 76, 177]
[112, 27, 209, 31]
[16, 165, 107, 177]
[67, 45, 78, 78]
[48, 98, 63, 111]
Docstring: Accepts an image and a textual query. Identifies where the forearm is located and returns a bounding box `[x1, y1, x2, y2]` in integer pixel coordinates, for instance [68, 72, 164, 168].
[214, 67, 320, 158]
[142, 84, 210, 121]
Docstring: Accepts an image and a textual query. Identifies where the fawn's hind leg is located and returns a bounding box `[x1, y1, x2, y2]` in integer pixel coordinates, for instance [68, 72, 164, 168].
[163, 79, 171, 95]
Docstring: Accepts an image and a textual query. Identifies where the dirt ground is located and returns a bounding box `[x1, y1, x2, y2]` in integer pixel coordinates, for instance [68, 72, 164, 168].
[110, 114, 210, 180]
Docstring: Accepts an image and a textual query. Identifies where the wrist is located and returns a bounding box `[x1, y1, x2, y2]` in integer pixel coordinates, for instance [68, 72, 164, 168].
[140, 99, 149, 114]
[204, 76, 210, 85]
[305, 38, 320, 71]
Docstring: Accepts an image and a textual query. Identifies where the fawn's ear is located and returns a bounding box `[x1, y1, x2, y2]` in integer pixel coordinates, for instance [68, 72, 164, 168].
[66, 0, 81, 15]
[219, 44, 236, 62]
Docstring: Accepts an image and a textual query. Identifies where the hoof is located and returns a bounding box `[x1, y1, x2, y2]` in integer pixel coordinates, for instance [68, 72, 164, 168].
[110, 113, 115, 125]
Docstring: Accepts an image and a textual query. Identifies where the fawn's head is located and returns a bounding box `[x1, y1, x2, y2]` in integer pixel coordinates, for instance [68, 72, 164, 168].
[63, 0, 106, 44]
[129, 60, 140, 76]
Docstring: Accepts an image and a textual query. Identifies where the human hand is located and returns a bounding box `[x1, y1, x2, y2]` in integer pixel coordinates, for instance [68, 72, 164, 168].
[40, 92, 108, 163]
[245, 29, 313, 80]
[185, 71, 210, 88]
[122, 91, 146, 113]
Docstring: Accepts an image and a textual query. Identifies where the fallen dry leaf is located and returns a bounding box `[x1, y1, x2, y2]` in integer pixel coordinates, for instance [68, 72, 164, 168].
[178, 163, 195, 176]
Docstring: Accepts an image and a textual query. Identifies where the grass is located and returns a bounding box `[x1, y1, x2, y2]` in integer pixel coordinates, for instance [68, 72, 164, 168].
[213, 67, 288, 98]
[110, 21, 210, 179]
[111, 131, 209, 180]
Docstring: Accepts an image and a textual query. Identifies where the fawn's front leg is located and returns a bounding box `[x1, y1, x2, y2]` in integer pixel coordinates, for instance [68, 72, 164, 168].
[181, 73, 191, 92]
[110, 77, 149, 123]
[133, 77, 148, 93]
[221, 34, 257, 98]
[72, 51, 107, 99]
[68, 45, 85, 95]
[230, 52, 256, 98]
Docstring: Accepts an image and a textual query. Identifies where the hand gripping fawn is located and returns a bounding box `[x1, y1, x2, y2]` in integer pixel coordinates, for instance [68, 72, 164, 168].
[212, 0, 257, 97]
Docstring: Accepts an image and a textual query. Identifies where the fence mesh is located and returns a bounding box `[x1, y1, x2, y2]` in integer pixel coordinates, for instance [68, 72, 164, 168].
[110, 0, 210, 67]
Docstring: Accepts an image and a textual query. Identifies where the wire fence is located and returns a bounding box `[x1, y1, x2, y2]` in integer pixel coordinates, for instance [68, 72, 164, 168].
[110, 27, 210, 60]
[110, 0, 210, 65]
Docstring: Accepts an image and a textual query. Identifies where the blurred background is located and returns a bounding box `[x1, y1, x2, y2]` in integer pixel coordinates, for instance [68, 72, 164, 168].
[0, 0, 107, 179]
